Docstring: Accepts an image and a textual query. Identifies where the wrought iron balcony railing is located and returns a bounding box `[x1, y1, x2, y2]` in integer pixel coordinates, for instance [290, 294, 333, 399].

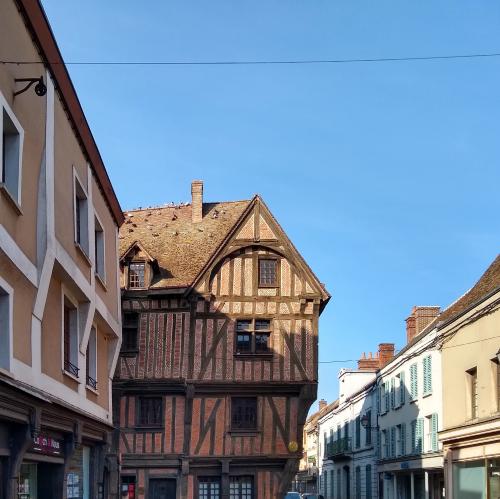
[326, 437, 352, 460]
[86, 375, 97, 390]
[64, 360, 79, 378]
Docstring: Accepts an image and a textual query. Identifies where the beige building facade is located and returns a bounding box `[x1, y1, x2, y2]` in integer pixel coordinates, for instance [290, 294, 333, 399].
[0, 1, 123, 498]
[439, 255, 500, 499]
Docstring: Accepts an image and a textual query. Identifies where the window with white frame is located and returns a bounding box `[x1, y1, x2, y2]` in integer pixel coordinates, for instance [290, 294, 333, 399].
[0, 97, 23, 205]
[74, 175, 89, 255]
[0, 284, 11, 369]
[425, 413, 438, 453]
[86, 326, 97, 390]
[94, 215, 105, 282]
[63, 296, 79, 377]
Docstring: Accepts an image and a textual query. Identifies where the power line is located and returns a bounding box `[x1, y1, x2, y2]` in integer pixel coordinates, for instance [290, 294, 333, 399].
[2, 52, 500, 67]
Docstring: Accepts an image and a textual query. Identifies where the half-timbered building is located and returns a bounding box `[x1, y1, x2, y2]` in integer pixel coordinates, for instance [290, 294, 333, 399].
[114, 181, 329, 499]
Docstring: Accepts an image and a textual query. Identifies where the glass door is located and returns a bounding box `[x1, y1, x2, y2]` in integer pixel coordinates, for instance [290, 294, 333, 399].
[18, 463, 37, 499]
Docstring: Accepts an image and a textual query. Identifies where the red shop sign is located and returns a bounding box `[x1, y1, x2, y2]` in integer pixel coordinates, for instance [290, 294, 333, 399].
[32, 435, 63, 456]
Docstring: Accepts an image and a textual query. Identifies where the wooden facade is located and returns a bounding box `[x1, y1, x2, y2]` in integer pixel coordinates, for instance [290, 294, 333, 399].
[114, 191, 329, 499]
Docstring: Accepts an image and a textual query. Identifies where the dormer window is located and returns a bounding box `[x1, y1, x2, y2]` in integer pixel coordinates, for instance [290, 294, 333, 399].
[128, 262, 145, 289]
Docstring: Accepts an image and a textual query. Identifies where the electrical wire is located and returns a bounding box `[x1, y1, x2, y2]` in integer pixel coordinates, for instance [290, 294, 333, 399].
[2, 52, 500, 67]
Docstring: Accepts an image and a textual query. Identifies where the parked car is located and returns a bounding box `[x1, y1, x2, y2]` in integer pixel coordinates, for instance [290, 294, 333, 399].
[284, 493, 301, 499]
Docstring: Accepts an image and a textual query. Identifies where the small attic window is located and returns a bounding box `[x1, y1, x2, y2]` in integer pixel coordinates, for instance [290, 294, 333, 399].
[128, 262, 145, 289]
[258, 258, 278, 287]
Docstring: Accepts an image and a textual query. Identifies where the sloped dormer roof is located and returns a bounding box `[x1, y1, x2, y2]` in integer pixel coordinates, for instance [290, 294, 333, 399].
[119, 200, 251, 289]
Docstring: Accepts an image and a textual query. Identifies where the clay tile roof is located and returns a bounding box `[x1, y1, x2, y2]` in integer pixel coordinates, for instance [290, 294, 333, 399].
[119, 200, 251, 289]
[438, 254, 500, 326]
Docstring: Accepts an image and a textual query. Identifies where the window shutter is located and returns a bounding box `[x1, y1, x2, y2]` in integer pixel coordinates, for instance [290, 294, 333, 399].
[431, 413, 438, 452]
[366, 410, 372, 446]
[401, 423, 406, 455]
[410, 364, 418, 399]
[330, 469, 334, 499]
[400, 371, 406, 404]
[366, 465, 372, 499]
[416, 418, 424, 453]
[385, 382, 390, 412]
[390, 378, 395, 409]
[355, 416, 361, 448]
[355, 466, 361, 499]
[411, 420, 417, 454]
[377, 385, 382, 414]
[390, 427, 396, 458]
[427, 356, 433, 393]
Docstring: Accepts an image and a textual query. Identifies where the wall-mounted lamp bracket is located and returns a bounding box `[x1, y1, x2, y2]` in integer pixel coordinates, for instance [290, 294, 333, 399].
[14, 76, 47, 97]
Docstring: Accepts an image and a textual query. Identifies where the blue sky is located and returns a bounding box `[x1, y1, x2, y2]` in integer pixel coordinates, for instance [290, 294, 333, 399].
[41, 0, 500, 407]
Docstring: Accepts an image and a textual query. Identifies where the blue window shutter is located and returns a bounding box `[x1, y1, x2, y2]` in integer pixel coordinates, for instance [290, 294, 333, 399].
[400, 371, 406, 404]
[330, 469, 334, 499]
[410, 363, 418, 399]
[401, 423, 406, 455]
[390, 378, 395, 409]
[390, 426, 396, 457]
[411, 420, 417, 454]
[416, 418, 424, 453]
[366, 465, 372, 499]
[431, 413, 438, 452]
[428, 356, 432, 393]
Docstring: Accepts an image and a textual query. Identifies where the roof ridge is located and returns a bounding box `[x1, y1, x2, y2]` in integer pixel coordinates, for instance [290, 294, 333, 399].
[124, 199, 251, 214]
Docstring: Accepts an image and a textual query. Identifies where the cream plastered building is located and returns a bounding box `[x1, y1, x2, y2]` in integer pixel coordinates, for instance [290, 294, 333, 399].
[377, 307, 444, 499]
[438, 255, 500, 499]
[0, 1, 124, 498]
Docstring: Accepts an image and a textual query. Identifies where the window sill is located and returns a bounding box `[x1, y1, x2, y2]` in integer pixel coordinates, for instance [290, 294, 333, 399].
[95, 273, 107, 290]
[135, 425, 164, 431]
[410, 398, 418, 404]
[423, 392, 432, 398]
[86, 384, 99, 396]
[228, 429, 260, 436]
[234, 353, 274, 360]
[74, 242, 92, 267]
[62, 369, 81, 383]
[0, 184, 23, 215]
[258, 284, 279, 289]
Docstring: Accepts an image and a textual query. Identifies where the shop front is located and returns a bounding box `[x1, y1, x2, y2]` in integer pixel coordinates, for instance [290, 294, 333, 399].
[0, 378, 114, 499]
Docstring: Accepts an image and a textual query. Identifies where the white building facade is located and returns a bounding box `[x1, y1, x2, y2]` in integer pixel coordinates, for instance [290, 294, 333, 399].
[377, 307, 444, 499]
[318, 348, 389, 499]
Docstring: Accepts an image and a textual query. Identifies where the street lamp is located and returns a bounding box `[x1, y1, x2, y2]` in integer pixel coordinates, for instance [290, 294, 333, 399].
[360, 414, 378, 431]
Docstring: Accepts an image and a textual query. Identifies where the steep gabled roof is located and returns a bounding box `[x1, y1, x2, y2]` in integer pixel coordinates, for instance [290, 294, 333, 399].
[119, 194, 330, 304]
[438, 254, 500, 327]
[119, 200, 251, 289]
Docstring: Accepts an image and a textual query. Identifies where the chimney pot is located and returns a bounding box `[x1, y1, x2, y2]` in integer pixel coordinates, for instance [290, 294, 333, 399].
[378, 343, 395, 368]
[406, 306, 440, 343]
[191, 180, 203, 223]
[318, 399, 327, 411]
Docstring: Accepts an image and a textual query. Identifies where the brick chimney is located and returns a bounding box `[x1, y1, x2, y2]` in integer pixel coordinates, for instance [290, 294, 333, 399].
[191, 180, 203, 223]
[318, 399, 327, 411]
[378, 343, 395, 367]
[406, 306, 440, 343]
[357, 352, 380, 371]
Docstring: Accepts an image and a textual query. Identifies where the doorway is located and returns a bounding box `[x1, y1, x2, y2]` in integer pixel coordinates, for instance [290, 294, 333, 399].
[148, 479, 176, 499]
